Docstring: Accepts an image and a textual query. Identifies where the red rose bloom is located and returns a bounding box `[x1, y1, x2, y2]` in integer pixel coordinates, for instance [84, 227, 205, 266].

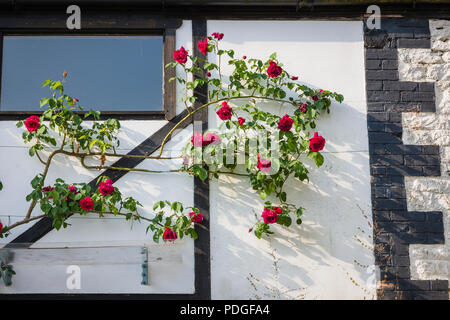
[206, 72, 211, 77]
[0, 221, 3, 233]
[243, 56, 247, 59]
[273, 207, 283, 215]
[42, 186, 54, 192]
[173, 46, 188, 64]
[292, 76, 298, 80]
[68, 185, 77, 193]
[257, 154, 271, 174]
[204, 132, 221, 146]
[98, 180, 114, 196]
[189, 211, 204, 223]
[212, 32, 224, 40]
[216, 101, 232, 120]
[312, 95, 319, 101]
[309, 132, 326, 152]
[278, 115, 294, 132]
[24, 115, 40, 132]
[191, 132, 221, 147]
[191, 132, 204, 147]
[163, 227, 178, 241]
[267, 61, 282, 78]
[261, 208, 278, 224]
[238, 117, 246, 126]
[197, 38, 209, 55]
[80, 196, 94, 211]
[299, 103, 308, 114]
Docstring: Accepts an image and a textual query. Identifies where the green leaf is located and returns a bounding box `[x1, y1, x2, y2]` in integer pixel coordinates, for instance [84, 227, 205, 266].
[314, 153, 324, 167]
[260, 191, 267, 200]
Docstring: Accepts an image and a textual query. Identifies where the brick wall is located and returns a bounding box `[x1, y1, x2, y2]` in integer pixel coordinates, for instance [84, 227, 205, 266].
[364, 18, 448, 300]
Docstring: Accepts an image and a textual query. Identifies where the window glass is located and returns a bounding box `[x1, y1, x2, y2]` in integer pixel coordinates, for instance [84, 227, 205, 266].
[1, 35, 163, 111]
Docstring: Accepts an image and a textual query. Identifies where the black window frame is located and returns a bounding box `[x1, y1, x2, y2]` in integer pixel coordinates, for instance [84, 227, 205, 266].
[0, 12, 182, 120]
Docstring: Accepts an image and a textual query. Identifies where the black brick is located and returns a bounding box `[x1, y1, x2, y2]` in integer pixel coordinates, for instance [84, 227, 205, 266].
[382, 60, 398, 70]
[366, 81, 383, 91]
[384, 123, 402, 133]
[418, 82, 435, 92]
[398, 38, 430, 48]
[422, 166, 441, 176]
[366, 48, 397, 60]
[368, 91, 400, 102]
[390, 211, 425, 222]
[384, 102, 421, 112]
[388, 112, 402, 123]
[374, 199, 406, 210]
[367, 70, 398, 80]
[367, 102, 385, 112]
[425, 233, 445, 244]
[367, 112, 389, 122]
[425, 211, 443, 222]
[404, 155, 440, 166]
[422, 145, 440, 155]
[430, 280, 448, 291]
[397, 280, 430, 291]
[368, 132, 402, 144]
[411, 291, 448, 300]
[371, 155, 404, 166]
[366, 60, 382, 69]
[368, 122, 384, 132]
[420, 102, 436, 112]
[386, 165, 423, 176]
[383, 81, 417, 91]
[386, 144, 422, 155]
[401, 92, 434, 102]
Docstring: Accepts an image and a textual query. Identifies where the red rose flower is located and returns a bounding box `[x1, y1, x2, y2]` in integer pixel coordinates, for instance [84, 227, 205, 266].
[216, 101, 232, 121]
[173, 46, 188, 64]
[73, 98, 79, 103]
[261, 208, 278, 224]
[204, 132, 221, 146]
[243, 56, 247, 59]
[98, 180, 114, 196]
[42, 186, 54, 192]
[80, 196, 94, 211]
[312, 95, 319, 101]
[278, 115, 294, 132]
[191, 132, 221, 147]
[309, 132, 326, 152]
[206, 72, 211, 77]
[238, 117, 246, 126]
[24, 115, 40, 132]
[68, 185, 77, 193]
[299, 103, 308, 114]
[197, 38, 209, 55]
[273, 207, 283, 215]
[212, 32, 224, 40]
[248, 227, 253, 233]
[191, 132, 204, 147]
[0, 221, 3, 233]
[163, 227, 178, 241]
[267, 61, 282, 78]
[257, 154, 271, 174]
[189, 211, 204, 223]
[292, 76, 298, 80]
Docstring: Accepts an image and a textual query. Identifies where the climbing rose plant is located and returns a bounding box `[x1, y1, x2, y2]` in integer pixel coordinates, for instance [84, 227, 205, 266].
[0, 32, 343, 252]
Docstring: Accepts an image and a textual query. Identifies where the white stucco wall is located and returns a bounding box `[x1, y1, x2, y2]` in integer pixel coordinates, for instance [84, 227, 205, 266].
[207, 21, 375, 299]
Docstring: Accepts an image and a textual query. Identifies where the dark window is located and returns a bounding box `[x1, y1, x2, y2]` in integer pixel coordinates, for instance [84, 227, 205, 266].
[1, 35, 163, 112]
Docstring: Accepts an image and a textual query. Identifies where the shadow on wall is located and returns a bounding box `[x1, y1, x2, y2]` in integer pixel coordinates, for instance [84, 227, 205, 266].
[209, 98, 375, 300]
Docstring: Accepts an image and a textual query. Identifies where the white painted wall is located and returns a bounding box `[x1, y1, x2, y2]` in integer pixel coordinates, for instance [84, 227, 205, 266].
[0, 20, 375, 298]
[207, 20, 375, 299]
